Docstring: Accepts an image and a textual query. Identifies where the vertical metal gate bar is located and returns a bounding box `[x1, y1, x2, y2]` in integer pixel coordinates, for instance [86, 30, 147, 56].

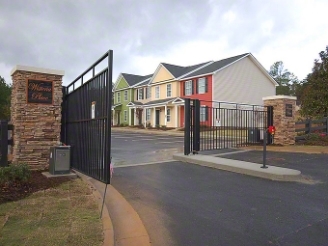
[0, 120, 8, 167]
[105, 50, 113, 184]
[193, 99, 200, 153]
[184, 98, 191, 155]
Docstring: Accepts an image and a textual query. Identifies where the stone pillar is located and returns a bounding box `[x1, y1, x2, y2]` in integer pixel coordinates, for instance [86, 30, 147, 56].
[10, 65, 64, 170]
[263, 95, 297, 145]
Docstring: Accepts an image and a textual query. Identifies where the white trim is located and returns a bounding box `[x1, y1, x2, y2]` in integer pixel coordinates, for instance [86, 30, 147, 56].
[150, 78, 175, 85]
[11, 65, 65, 76]
[247, 53, 279, 86]
[176, 61, 214, 80]
[172, 97, 184, 104]
[212, 53, 249, 75]
[262, 95, 297, 100]
[132, 77, 152, 88]
[149, 64, 175, 84]
[180, 73, 213, 81]
[113, 73, 124, 91]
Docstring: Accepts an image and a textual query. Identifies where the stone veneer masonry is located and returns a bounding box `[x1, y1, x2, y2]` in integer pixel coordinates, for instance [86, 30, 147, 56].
[263, 95, 297, 145]
[10, 65, 64, 169]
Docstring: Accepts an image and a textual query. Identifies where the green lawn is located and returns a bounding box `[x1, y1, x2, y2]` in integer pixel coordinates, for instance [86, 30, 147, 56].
[0, 178, 103, 246]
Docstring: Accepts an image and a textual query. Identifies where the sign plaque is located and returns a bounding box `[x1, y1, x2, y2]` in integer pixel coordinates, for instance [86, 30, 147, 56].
[26, 79, 53, 104]
[91, 101, 96, 119]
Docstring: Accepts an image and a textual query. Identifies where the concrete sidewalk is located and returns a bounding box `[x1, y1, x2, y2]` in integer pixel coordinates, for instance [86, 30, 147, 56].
[173, 153, 302, 182]
[75, 170, 151, 246]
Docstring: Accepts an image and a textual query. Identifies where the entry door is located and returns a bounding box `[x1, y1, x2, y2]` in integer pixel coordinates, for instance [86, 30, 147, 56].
[117, 112, 121, 126]
[155, 110, 160, 126]
[138, 110, 142, 125]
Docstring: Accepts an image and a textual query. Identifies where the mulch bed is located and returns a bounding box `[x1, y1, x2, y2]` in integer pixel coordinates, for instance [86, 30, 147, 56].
[0, 171, 72, 204]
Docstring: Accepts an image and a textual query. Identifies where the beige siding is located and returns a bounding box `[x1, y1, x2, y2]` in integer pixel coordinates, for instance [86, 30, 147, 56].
[150, 81, 179, 100]
[152, 66, 174, 83]
[134, 86, 151, 104]
[212, 56, 276, 106]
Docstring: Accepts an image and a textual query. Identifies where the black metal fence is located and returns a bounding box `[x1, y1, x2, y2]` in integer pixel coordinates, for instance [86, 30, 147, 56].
[61, 50, 113, 184]
[0, 120, 14, 167]
[184, 99, 273, 155]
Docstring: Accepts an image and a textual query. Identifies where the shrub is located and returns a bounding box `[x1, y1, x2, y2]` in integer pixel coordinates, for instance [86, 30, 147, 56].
[0, 163, 31, 186]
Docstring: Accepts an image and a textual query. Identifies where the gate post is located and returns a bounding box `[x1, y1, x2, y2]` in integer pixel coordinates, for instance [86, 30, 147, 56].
[0, 120, 8, 167]
[192, 99, 200, 154]
[267, 106, 274, 144]
[184, 98, 191, 155]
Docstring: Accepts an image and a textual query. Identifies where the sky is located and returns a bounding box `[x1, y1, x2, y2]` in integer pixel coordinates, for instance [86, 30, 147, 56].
[1, 0, 328, 86]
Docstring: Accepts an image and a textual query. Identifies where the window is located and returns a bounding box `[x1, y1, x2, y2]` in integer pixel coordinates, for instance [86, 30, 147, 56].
[146, 108, 151, 121]
[138, 88, 144, 100]
[124, 90, 128, 101]
[200, 106, 208, 122]
[155, 86, 160, 99]
[124, 110, 127, 122]
[117, 92, 121, 102]
[166, 108, 171, 122]
[167, 84, 172, 97]
[184, 80, 192, 95]
[197, 77, 208, 94]
[147, 87, 151, 99]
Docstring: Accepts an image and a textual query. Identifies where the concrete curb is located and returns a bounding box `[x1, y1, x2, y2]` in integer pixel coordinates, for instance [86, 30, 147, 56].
[73, 170, 115, 246]
[173, 153, 302, 182]
[74, 170, 151, 246]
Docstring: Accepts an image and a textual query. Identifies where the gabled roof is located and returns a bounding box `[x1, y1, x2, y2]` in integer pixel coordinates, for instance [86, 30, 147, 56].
[164, 61, 213, 78]
[132, 74, 153, 88]
[121, 73, 148, 87]
[127, 101, 143, 107]
[180, 53, 249, 79]
[149, 61, 213, 84]
[143, 98, 175, 106]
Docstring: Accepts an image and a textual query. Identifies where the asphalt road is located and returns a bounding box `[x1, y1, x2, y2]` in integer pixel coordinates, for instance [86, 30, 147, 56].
[111, 132, 184, 166]
[110, 131, 328, 246]
[110, 131, 328, 245]
[111, 131, 238, 166]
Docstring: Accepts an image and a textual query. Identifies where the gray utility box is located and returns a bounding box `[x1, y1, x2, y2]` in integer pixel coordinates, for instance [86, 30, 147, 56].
[49, 146, 71, 175]
[248, 128, 261, 143]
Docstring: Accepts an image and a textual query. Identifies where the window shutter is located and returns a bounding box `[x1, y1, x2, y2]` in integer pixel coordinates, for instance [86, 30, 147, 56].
[142, 88, 144, 99]
[195, 79, 198, 94]
[183, 82, 185, 96]
[145, 88, 148, 99]
[205, 106, 209, 121]
[205, 77, 208, 93]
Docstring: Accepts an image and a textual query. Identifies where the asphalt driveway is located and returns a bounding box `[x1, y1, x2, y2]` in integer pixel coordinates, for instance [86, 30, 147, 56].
[111, 131, 184, 166]
[112, 152, 328, 246]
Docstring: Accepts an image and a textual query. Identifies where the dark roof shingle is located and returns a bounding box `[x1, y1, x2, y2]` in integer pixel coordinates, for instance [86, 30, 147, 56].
[122, 73, 152, 87]
[180, 53, 249, 79]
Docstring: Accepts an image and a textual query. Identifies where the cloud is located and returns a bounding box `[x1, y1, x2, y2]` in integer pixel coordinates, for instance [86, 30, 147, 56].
[0, 0, 328, 86]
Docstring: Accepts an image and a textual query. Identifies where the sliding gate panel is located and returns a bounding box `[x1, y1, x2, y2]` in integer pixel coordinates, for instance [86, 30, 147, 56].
[61, 50, 113, 184]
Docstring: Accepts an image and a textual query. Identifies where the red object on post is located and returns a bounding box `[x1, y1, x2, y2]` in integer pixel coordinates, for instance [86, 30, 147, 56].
[268, 126, 276, 135]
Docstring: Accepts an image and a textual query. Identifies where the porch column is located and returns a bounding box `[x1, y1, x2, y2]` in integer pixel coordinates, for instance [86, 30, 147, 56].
[175, 105, 178, 127]
[164, 105, 167, 126]
[128, 107, 131, 126]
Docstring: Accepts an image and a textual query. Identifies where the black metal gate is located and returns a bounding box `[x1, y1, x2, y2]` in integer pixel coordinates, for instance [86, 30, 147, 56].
[61, 50, 113, 184]
[0, 120, 13, 167]
[184, 99, 273, 155]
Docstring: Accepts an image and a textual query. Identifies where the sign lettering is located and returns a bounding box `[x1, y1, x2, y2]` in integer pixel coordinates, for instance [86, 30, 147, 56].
[27, 79, 53, 104]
